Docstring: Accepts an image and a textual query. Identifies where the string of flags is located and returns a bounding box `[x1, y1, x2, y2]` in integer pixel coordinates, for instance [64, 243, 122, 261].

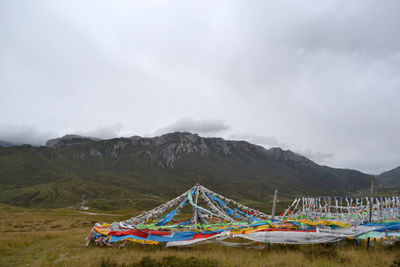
[84, 184, 400, 247]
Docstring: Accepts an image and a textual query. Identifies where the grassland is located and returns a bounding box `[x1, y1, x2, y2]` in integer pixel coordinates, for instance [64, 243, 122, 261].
[1, 204, 400, 267]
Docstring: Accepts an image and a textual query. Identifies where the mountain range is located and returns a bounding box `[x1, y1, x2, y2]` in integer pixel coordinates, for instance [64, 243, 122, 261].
[0, 132, 398, 210]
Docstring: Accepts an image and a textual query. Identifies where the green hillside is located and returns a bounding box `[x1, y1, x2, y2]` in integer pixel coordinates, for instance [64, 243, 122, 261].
[0, 132, 375, 210]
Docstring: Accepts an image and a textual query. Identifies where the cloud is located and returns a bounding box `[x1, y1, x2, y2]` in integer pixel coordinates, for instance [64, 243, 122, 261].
[293, 148, 334, 164]
[80, 123, 124, 139]
[156, 118, 229, 135]
[229, 134, 286, 148]
[0, 123, 134, 145]
[0, 124, 53, 146]
[229, 133, 334, 164]
[0, 1, 399, 173]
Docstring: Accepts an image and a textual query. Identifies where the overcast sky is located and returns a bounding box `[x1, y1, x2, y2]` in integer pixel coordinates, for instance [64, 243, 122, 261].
[1, 0, 399, 174]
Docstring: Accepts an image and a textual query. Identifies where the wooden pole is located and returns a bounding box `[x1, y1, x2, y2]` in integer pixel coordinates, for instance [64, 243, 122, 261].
[193, 184, 199, 227]
[271, 189, 278, 219]
[369, 175, 375, 222]
[367, 175, 375, 251]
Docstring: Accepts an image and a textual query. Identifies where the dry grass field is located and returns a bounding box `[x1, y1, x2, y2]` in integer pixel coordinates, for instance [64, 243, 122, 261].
[1, 204, 400, 267]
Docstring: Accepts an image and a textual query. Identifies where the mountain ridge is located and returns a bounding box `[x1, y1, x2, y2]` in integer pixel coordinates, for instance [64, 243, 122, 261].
[378, 166, 400, 187]
[0, 131, 396, 209]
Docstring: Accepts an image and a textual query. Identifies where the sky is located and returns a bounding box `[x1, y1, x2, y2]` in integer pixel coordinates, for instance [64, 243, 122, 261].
[1, 0, 399, 174]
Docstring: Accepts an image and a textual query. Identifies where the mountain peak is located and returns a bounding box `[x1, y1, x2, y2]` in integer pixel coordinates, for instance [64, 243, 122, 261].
[45, 134, 101, 148]
[159, 131, 201, 143]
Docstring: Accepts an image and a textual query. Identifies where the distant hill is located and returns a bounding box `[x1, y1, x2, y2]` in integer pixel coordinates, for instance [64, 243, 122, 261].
[378, 166, 400, 187]
[0, 132, 376, 209]
[0, 140, 20, 147]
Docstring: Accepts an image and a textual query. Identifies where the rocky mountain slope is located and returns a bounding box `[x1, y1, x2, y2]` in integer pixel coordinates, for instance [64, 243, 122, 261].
[378, 166, 400, 187]
[0, 132, 379, 209]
